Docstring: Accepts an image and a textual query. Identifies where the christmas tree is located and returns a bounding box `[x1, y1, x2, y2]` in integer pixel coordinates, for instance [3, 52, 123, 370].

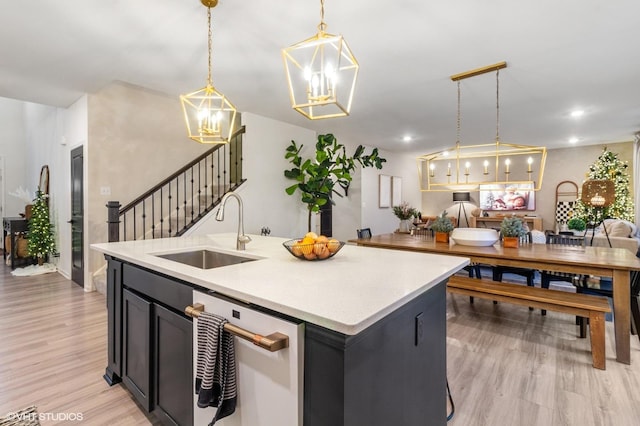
[27, 190, 56, 263]
[573, 148, 634, 222]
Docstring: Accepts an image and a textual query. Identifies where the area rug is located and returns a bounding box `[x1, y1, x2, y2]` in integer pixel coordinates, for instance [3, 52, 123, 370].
[0, 406, 40, 426]
[10, 263, 57, 277]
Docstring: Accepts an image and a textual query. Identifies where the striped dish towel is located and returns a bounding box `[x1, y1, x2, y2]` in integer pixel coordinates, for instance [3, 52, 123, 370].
[195, 311, 237, 425]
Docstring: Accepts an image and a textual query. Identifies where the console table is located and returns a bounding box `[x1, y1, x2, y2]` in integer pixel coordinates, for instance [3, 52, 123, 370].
[469, 215, 543, 231]
[3, 217, 28, 269]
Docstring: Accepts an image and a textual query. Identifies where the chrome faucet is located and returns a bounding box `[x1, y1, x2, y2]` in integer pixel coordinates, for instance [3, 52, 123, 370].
[216, 192, 252, 250]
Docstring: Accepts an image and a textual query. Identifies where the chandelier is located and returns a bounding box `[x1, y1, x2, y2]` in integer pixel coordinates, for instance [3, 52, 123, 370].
[417, 62, 547, 192]
[180, 0, 237, 144]
[281, 0, 359, 120]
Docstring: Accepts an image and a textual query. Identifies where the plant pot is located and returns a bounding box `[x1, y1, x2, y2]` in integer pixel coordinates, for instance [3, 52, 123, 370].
[37, 256, 44, 266]
[503, 236, 519, 248]
[435, 232, 449, 243]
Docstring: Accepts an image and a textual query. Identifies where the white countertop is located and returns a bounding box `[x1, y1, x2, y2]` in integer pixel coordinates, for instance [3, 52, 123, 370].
[91, 234, 469, 335]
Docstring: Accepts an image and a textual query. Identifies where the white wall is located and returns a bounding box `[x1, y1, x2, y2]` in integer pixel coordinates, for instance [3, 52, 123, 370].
[361, 150, 422, 236]
[0, 97, 27, 218]
[22, 101, 76, 278]
[188, 113, 317, 239]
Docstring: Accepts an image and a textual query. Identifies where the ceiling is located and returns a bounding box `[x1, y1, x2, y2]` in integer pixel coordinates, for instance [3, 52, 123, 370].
[1, 0, 639, 155]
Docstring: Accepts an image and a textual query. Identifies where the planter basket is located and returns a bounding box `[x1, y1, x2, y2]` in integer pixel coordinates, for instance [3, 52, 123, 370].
[503, 236, 519, 248]
[435, 232, 450, 243]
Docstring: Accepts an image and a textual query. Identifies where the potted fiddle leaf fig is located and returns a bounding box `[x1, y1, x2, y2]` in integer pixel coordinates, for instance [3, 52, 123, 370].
[284, 134, 386, 232]
[430, 211, 454, 243]
[500, 216, 527, 248]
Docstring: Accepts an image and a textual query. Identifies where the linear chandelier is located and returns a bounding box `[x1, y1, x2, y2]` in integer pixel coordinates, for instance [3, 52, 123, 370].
[180, 0, 237, 144]
[281, 0, 359, 120]
[417, 62, 547, 192]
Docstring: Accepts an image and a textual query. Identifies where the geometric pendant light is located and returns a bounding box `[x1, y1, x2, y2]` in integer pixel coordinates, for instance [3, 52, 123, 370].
[282, 0, 359, 120]
[180, 0, 237, 143]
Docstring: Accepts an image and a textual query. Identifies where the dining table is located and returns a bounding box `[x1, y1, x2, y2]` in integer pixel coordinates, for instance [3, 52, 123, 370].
[350, 232, 640, 365]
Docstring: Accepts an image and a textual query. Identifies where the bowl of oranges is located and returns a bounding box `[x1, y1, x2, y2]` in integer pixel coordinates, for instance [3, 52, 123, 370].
[283, 232, 345, 261]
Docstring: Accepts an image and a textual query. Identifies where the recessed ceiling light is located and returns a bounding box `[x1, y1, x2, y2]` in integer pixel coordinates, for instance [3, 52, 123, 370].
[403, 135, 412, 142]
[570, 110, 585, 118]
[569, 137, 579, 144]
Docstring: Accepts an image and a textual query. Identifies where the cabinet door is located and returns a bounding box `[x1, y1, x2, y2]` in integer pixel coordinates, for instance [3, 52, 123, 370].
[105, 258, 122, 385]
[153, 303, 193, 426]
[122, 288, 153, 412]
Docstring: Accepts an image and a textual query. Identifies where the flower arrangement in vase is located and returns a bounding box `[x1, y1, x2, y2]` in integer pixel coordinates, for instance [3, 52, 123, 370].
[500, 216, 527, 248]
[393, 202, 419, 233]
[431, 211, 454, 243]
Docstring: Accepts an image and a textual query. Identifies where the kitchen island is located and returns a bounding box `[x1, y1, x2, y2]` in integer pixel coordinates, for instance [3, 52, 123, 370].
[92, 234, 469, 426]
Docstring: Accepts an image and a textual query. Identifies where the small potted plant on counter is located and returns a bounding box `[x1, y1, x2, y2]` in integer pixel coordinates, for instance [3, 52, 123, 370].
[431, 211, 454, 243]
[500, 216, 527, 248]
[567, 217, 586, 235]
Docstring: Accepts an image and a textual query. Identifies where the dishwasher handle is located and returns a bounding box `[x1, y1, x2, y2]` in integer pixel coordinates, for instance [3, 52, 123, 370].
[186, 304, 289, 352]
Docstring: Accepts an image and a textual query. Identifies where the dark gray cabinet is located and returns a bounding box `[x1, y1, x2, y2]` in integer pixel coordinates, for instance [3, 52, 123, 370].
[304, 283, 447, 426]
[154, 303, 193, 426]
[105, 257, 194, 425]
[122, 288, 153, 411]
[104, 258, 122, 385]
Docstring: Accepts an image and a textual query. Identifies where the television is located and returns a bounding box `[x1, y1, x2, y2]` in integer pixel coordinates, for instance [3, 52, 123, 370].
[479, 183, 535, 211]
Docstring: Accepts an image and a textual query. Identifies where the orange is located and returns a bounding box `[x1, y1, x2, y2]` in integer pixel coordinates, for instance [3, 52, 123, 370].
[291, 242, 303, 256]
[300, 236, 315, 255]
[327, 239, 341, 253]
[314, 242, 329, 256]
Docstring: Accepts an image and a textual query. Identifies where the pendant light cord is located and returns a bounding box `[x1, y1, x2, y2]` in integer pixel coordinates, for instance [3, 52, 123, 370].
[456, 80, 461, 148]
[495, 68, 500, 143]
[207, 7, 213, 86]
[318, 0, 327, 32]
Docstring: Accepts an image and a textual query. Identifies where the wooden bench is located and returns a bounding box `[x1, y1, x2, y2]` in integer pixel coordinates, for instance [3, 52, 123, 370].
[447, 275, 612, 370]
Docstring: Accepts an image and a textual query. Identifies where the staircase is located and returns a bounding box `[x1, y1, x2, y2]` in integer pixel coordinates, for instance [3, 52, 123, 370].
[107, 125, 246, 242]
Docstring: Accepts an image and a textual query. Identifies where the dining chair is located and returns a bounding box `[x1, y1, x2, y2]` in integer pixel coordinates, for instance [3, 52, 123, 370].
[490, 231, 537, 310]
[630, 265, 640, 342]
[574, 246, 640, 340]
[356, 228, 372, 239]
[492, 232, 535, 287]
[540, 232, 587, 316]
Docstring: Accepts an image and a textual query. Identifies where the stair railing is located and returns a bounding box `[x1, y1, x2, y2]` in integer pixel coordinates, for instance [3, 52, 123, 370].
[107, 125, 246, 242]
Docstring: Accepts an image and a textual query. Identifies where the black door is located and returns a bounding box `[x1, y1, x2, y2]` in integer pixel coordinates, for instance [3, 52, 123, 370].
[71, 146, 83, 287]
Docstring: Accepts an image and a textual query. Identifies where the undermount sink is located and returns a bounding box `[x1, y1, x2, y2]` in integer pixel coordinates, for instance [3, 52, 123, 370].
[155, 249, 258, 269]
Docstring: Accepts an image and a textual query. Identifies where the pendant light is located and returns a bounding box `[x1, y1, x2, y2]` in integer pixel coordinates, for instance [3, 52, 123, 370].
[282, 0, 359, 120]
[180, 0, 237, 144]
[417, 61, 547, 192]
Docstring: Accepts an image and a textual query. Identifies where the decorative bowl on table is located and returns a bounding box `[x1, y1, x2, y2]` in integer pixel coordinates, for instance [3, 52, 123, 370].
[450, 228, 499, 246]
[283, 237, 345, 261]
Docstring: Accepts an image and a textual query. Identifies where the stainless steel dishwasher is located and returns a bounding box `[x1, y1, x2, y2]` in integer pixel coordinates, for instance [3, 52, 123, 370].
[190, 290, 304, 426]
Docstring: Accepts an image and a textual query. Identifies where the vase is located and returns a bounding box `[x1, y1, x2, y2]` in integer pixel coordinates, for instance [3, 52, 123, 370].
[37, 256, 44, 266]
[503, 236, 519, 248]
[399, 219, 411, 233]
[435, 232, 449, 243]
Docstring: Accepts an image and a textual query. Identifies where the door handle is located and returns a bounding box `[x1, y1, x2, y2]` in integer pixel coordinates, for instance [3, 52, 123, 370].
[67, 219, 74, 224]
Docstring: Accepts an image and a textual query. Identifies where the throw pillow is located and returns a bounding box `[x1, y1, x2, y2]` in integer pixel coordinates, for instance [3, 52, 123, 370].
[606, 221, 632, 238]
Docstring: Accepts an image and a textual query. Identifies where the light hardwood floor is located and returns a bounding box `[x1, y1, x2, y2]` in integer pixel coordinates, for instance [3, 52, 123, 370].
[1, 265, 639, 425]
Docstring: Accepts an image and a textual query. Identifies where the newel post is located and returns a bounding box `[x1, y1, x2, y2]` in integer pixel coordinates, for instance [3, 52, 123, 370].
[107, 201, 121, 242]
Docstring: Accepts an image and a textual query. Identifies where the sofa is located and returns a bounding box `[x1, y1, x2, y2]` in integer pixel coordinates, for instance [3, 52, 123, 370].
[585, 219, 640, 253]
